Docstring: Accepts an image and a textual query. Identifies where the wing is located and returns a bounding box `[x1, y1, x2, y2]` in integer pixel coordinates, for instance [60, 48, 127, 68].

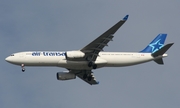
[70, 70, 99, 85]
[81, 15, 129, 61]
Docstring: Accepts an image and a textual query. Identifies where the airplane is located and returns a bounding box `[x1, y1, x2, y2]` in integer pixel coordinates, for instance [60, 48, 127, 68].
[5, 15, 174, 85]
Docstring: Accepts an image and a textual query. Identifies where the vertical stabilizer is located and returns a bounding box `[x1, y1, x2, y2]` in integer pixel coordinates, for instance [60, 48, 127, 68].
[140, 34, 167, 53]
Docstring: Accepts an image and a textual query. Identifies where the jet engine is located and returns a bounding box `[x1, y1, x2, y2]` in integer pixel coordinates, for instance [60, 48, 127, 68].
[56, 72, 76, 80]
[66, 51, 85, 59]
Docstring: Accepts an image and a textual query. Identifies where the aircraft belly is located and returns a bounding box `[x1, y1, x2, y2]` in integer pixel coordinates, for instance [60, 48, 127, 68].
[58, 60, 90, 70]
[57, 58, 107, 70]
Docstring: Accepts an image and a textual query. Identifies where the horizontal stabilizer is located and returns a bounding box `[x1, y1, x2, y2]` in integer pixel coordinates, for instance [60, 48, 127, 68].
[152, 43, 174, 57]
[154, 58, 164, 65]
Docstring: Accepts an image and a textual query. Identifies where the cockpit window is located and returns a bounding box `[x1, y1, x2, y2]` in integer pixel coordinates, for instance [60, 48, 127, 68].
[10, 54, 14, 56]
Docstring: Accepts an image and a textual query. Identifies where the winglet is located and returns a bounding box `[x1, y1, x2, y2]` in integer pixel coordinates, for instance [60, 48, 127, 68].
[97, 81, 100, 84]
[123, 15, 129, 20]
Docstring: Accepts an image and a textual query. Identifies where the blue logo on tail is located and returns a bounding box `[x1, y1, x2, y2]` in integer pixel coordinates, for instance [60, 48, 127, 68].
[148, 39, 164, 53]
[140, 34, 167, 53]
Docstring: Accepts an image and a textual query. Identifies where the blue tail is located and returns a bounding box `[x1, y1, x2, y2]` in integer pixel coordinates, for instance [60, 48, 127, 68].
[140, 34, 167, 53]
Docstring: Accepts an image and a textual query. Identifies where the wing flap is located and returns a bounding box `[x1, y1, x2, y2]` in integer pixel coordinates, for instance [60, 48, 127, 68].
[77, 73, 99, 85]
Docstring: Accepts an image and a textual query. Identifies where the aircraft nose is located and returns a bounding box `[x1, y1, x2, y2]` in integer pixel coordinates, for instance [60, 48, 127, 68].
[5, 56, 11, 62]
[5, 56, 19, 64]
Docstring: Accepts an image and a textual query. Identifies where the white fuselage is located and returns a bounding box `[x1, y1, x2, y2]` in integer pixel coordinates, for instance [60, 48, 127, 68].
[5, 51, 167, 70]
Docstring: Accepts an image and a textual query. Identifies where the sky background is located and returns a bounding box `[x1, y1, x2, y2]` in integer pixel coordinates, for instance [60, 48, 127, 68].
[0, 0, 180, 108]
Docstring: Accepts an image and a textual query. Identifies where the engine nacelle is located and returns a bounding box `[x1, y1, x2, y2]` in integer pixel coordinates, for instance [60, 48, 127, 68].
[66, 51, 85, 59]
[56, 72, 76, 80]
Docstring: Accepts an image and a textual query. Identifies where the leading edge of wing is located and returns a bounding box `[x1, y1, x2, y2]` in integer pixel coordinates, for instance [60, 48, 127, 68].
[81, 14, 129, 52]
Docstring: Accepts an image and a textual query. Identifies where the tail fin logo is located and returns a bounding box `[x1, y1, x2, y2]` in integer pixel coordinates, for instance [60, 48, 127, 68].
[149, 39, 164, 53]
[140, 34, 167, 53]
